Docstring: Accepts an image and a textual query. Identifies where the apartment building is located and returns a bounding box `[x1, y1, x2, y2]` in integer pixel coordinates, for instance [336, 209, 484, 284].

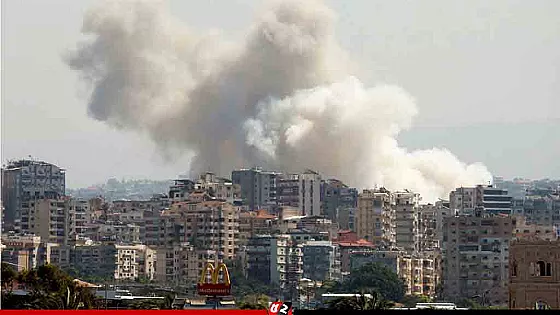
[238, 210, 275, 246]
[67, 198, 93, 241]
[93, 221, 141, 244]
[299, 170, 321, 217]
[195, 172, 241, 204]
[442, 216, 515, 306]
[449, 185, 513, 216]
[1, 159, 66, 232]
[336, 238, 375, 273]
[232, 168, 279, 211]
[394, 191, 421, 253]
[320, 179, 358, 223]
[349, 249, 399, 273]
[246, 235, 273, 284]
[155, 243, 213, 285]
[270, 234, 303, 296]
[356, 188, 395, 248]
[26, 198, 70, 245]
[168, 179, 196, 203]
[111, 196, 170, 214]
[302, 241, 341, 282]
[513, 216, 557, 241]
[509, 239, 560, 310]
[0, 233, 42, 271]
[419, 204, 440, 251]
[70, 244, 156, 281]
[277, 174, 300, 208]
[399, 253, 439, 297]
[161, 201, 239, 261]
[520, 194, 560, 226]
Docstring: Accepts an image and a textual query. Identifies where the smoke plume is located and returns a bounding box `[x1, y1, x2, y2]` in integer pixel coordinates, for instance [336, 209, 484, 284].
[66, 0, 492, 202]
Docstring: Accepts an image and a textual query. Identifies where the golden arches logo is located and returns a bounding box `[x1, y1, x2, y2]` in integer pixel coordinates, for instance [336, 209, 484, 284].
[198, 262, 231, 286]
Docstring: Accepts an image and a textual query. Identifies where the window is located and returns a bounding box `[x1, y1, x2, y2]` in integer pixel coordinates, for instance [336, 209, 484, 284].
[511, 261, 517, 277]
[546, 263, 552, 276]
[537, 261, 547, 276]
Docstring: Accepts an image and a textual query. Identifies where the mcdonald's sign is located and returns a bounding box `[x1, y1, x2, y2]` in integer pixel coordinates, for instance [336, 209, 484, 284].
[196, 262, 232, 296]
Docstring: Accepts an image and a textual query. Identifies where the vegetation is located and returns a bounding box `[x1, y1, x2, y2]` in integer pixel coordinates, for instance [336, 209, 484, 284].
[400, 294, 432, 307]
[1, 263, 97, 310]
[327, 291, 394, 310]
[237, 294, 270, 310]
[227, 261, 281, 302]
[335, 262, 407, 302]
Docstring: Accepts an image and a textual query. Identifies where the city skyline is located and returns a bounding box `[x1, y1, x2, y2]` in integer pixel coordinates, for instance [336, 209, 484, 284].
[3, 0, 559, 189]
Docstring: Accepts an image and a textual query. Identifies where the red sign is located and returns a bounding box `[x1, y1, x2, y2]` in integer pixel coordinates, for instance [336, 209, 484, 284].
[196, 283, 231, 296]
[268, 302, 293, 315]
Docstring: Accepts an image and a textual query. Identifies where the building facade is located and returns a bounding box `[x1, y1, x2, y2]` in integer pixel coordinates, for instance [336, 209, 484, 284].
[394, 191, 420, 252]
[356, 189, 395, 248]
[299, 170, 321, 217]
[232, 168, 279, 211]
[2, 159, 66, 232]
[509, 240, 560, 310]
[442, 216, 515, 306]
[302, 241, 341, 282]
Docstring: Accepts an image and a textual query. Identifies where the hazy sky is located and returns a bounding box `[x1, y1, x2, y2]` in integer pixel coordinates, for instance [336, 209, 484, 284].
[2, 0, 559, 188]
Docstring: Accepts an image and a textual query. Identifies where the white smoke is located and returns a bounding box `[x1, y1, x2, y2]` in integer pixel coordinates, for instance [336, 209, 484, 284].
[66, 0, 492, 202]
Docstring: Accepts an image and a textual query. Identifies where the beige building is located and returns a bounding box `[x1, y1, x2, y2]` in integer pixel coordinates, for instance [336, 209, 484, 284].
[398, 252, 440, 297]
[93, 221, 141, 244]
[509, 239, 560, 310]
[25, 198, 70, 244]
[394, 191, 421, 253]
[442, 215, 514, 306]
[356, 189, 395, 247]
[238, 210, 276, 246]
[195, 172, 241, 204]
[164, 200, 240, 261]
[513, 216, 557, 241]
[0, 233, 42, 271]
[155, 243, 216, 286]
[69, 243, 156, 281]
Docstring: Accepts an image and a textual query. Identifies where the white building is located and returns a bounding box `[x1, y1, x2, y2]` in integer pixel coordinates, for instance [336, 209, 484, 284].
[270, 234, 303, 295]
[299, 170, 321, 217]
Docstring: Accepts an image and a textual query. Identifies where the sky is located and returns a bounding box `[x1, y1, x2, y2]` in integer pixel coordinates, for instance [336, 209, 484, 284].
[2, 0, 559, 188]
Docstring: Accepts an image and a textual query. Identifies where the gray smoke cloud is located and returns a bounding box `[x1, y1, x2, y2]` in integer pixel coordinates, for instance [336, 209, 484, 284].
[66, 0, 492, 202]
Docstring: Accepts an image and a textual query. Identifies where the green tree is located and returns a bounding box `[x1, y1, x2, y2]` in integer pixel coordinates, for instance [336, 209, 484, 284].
[238, 293, 270, 310]
[327, 291, 394, 310]
[1, 263, 18, 293]
[2, 264, 96, 310]
[338, 263, 406, 302]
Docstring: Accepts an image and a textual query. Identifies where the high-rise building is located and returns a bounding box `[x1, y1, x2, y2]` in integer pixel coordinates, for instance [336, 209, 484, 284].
[246, 234, 273, 284]
[441, 216, 514, 306]
[321, 179, 358, 224]
[277, 174, 300, 208]
[299, 170, 321, 217]
[356, 188, 395, 248]
[270, 234, 303, 299]
[302, 241, 341, 282]
[232, 168, 280, 211]
[394, 191, 421, 252]
[2, 159, 66, 232]
[449, 185, 513, 216]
